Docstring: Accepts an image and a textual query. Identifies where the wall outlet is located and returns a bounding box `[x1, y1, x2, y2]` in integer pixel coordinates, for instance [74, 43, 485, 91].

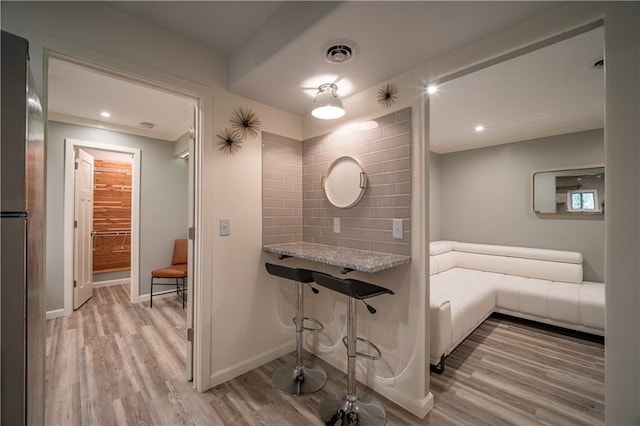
[333, 217, 340, 233]
[220, 218, 230, 236]
[392, 219, 403, 239]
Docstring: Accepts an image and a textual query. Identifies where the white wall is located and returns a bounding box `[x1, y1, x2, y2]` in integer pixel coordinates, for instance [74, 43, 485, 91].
[437, 129, 604, 282]
[603, 4, 640, 423]
[46, 121, 188, 309]
[429, 153, 441, 241]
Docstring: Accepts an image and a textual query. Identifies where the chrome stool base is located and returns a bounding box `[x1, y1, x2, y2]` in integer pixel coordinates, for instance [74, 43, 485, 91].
[319, 389, 386, 426]
[272, 361, 328, 395]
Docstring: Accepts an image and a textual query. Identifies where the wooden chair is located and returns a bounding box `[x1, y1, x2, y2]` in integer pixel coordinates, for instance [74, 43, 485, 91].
[150, 239, 187, 308]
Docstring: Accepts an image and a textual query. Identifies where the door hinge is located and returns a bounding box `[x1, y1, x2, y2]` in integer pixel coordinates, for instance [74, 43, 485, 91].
[188, 227, 195, 240]
[74, 220, 78, 228]
[74, 160, 79, 170]
[187, 328, 194, 342]
[73, 280, 77, 288]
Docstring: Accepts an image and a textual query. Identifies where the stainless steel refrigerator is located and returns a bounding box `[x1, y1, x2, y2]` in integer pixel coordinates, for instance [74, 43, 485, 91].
[1, 30, 46, 425]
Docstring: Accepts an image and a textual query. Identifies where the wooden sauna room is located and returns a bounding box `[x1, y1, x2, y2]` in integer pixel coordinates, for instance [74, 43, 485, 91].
[91, 152, 133, 281]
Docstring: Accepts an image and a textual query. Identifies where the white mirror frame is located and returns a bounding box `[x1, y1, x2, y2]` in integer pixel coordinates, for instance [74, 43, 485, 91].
[322, 156, 367, 208]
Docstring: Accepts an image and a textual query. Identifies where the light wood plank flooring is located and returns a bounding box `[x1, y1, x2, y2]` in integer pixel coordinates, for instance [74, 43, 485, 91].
[45, 285, 604, 425]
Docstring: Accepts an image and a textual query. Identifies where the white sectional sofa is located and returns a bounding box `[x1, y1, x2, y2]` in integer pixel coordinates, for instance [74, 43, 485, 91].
[429, 241, 604, 372]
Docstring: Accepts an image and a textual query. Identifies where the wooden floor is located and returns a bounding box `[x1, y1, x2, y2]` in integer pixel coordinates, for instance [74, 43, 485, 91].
[45, 285, 604, 425]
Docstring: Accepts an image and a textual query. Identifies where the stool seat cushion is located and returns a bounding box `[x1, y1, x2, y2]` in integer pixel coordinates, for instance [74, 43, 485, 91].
[152, 264, 187, 278]
[311, 272, 394, 299]
[265, 263, 314, 283]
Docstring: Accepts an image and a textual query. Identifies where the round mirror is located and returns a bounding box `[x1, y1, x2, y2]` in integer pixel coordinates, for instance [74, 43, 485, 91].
[324, 156, 367, 208]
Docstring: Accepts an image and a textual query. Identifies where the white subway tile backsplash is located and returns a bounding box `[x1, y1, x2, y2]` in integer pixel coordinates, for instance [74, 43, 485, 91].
[263, 107, 411, 256]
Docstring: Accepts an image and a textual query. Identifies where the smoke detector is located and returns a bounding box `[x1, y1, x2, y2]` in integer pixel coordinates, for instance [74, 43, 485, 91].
[324, 40, 357, 64]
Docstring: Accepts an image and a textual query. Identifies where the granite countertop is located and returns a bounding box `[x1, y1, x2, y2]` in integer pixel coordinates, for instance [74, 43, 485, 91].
[262, 242, 411, 273]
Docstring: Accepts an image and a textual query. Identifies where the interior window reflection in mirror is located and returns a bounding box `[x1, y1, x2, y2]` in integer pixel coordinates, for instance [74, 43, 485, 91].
[533, 167, 604, 214]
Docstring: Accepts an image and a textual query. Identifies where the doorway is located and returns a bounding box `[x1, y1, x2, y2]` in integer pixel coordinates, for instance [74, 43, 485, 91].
[71, 145, 136, 309]
[65, 140, 141, 309]
[48, 54, 199, 382]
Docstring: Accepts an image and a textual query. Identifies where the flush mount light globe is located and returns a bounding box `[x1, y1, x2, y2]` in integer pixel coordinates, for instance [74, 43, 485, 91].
[312, 83, 345, 120]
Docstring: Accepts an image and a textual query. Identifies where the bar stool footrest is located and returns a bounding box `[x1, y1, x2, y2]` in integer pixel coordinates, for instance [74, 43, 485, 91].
[342, 336, 382, 360]
[292, 316, 324, 332]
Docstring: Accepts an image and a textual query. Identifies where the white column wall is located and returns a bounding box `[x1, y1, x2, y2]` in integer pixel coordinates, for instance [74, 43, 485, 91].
[603, 4, 640, 423]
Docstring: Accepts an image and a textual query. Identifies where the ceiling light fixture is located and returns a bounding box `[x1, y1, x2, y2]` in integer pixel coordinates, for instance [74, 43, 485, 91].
[426, 84, 438, 94]
[311, 83, 345, 120]
[475, 125, 485, 132]
[100, 111, 111, 118]
[140, 121, 155, 129]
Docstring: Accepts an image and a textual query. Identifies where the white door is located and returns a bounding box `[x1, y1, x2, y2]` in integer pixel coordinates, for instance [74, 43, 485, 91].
[74, 148, 94, 309]
[186, 103, 196, 380]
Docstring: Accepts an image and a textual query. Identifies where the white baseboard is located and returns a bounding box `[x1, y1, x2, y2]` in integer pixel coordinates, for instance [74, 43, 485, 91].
[373, 384, 434, 418]
[310, 349, 434, 419]
[46, 309, 65, 320]
[138, 290, 180, 303]
[210, 340, 295, 388]
[93, 278, 130, 288]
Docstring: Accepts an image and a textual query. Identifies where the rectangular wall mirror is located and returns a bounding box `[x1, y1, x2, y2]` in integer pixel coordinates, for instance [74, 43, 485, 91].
[533, 166, 604, 214]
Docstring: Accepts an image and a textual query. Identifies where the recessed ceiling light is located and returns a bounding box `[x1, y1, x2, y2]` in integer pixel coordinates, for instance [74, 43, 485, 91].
[475, 125, 485, 132]
[426, 84, 438, 94]
[100, 111, 111, 118]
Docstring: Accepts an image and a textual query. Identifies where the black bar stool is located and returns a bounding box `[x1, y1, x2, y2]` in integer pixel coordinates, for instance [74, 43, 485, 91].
[311, 272, 394, 426]
[265, 263, 327, 395]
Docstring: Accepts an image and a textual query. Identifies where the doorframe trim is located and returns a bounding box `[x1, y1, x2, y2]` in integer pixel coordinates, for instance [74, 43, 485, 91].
[44, 45, 211, 392]
[63, 139, 141, 316]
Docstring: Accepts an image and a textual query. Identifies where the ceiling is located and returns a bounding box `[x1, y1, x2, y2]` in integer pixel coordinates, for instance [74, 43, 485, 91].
[47, 1, 604, 152]
[48, 58, 194, 141]
[430, 27, 604, 153]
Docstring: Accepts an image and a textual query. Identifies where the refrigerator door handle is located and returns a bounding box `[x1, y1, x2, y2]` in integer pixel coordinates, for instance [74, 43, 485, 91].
[1, 211, 28, 219]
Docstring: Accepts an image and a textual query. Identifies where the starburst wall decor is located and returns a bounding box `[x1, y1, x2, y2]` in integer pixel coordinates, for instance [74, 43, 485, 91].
[217, 128, 243, 155]
[230, 107, 261, 139]
[377, 83, 399, 108]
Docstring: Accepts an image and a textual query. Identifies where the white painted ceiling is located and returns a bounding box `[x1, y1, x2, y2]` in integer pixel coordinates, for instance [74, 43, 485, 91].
[430, 27, 604, 153]
[48, 58, 194, 141]
[47, 1, 604, 152]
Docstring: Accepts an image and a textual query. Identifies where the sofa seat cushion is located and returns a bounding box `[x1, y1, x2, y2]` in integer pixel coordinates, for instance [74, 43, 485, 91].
[578, 283, 605, 330]
[431, 268, 496, 355]
[494, 279, 604, 332]
[545, 282, 581, 324]
[493, 275, 554, 318]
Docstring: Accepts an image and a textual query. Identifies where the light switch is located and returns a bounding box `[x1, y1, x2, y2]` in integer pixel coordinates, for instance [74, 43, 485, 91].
[392, 219, 403, 239]
[333, 217, 340, 233]
[220, 218, 230, 236]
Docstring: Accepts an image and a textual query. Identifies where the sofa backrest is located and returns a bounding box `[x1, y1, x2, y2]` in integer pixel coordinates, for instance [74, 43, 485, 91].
[430, 241, 584, 283]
